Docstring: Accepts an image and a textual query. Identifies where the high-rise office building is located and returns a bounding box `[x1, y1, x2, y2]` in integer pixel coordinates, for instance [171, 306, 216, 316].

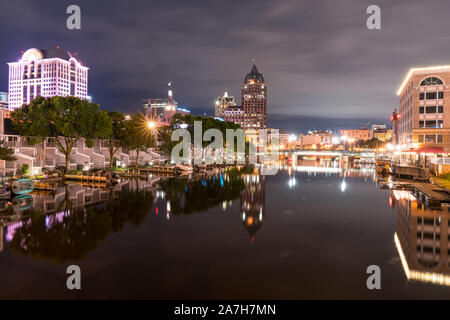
[8, 47, 88, 110]
[214, 90, 236, 118]
[241, 64, 267, 131]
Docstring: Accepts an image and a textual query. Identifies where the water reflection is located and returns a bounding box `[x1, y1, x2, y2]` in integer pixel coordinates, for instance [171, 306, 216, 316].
[0, 159, 374, 265]
[240, 174, 265, 242]
[0, 180, 156, 263]
[391, 189, 450, 286]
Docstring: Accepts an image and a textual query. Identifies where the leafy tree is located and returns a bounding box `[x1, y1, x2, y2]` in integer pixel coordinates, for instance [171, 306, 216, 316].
[12, 96, 112, 170]
[355, 138, 385, 149]
[159, 114, 244, 156]
[21, 163, 30, 175]
[0, 140, 16, 162]
[122, 112, 154, 168]
[105, 111, 127, 168]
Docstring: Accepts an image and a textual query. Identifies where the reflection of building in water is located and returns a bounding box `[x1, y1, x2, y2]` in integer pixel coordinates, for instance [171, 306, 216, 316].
[393, 191, 450, 286]
[240, 174, 265, 242]
[0, 178, 160, 253]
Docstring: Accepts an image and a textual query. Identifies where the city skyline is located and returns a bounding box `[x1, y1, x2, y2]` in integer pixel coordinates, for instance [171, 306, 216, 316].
[3, 0, 450, 122]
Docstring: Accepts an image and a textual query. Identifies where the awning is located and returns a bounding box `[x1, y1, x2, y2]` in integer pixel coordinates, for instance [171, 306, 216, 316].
[407, 147, 445, 153]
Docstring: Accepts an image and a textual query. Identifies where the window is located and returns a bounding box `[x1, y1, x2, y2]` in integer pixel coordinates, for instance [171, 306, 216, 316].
[426, 106, 436, 113]
[419, 106, 424, 113]
[419, 120, 424, 127]
[425, 135, 437, 142]
[438, 105, 444, 113]
[438, 120, 443, 128]
[426, 120, 436, 128]
[438, 91, 444, 99]
[438, 135, 443, 142]
[426, 92, 437, 99]
[420, 93, 425, 100]
[419, 135, 424, 142]
[420, 77, 443, 86]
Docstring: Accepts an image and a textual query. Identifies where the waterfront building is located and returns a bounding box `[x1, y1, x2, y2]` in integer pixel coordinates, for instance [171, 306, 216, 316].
[8, 47, 88, 110]
[142, 82, 190, 126]
[371, 124, 386, 136]
[214, 90, 236, 118]
[299, 131, 332, 149]
[373, 128, 392, 142]
[339, 129, 371, 142]
[396, 66, 450, 152]
[278, 130, 292, 150]
[242, 64, 267, 131]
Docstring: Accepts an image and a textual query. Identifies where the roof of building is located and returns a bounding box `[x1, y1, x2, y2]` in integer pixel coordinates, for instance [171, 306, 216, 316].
[41, 47, 73, 61]
[245, 64, 264, 83]
[18, 47, 84, 65]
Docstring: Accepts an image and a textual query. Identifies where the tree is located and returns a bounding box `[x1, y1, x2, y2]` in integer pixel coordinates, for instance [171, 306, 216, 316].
[123, 112, 154, 168]
[12, 96, 112, 170]
[105, 111, 127, 168]
[0, 140, 17, 162]
[159, 114, 243, 155]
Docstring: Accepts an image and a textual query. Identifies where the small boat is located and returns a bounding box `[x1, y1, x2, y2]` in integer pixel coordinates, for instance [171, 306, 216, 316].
[11, 179, 34, 195]
[375, 159, 391, 175]
[11, 194, 33, 212]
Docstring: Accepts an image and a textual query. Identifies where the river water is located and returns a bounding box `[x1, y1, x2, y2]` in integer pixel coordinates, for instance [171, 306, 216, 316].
[0, 159, 449, 299]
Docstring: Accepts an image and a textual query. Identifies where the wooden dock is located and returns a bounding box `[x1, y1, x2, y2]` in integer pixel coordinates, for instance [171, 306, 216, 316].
[410, 182, 450, 207]
[64, 174, 109, 182]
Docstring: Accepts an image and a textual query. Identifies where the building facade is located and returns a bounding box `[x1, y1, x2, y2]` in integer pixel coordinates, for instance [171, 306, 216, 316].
[242, 64, 267, 131]
[142, 83, 190, 126]
[222, 107, 244, 128]
[8, 47, 88, 110]
[339, 129, 371, 142]
[0, 92, 7, 109]
[397, 66, 450, 152]
[373, 128, 392, 142]
[214, 90, 236, 118]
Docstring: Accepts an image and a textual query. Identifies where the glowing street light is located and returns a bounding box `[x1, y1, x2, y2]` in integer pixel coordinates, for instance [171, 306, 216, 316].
[147, 121, 156, 130]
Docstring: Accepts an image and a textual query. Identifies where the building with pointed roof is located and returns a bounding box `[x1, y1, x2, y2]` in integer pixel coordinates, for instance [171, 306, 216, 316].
[241, 63, 267, 130]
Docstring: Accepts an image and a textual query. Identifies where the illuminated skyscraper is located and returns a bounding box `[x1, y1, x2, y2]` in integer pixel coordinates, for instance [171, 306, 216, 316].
[214, 90, 237, 118]
[241, 63, 267, 131]
[7, 47, 88, 110]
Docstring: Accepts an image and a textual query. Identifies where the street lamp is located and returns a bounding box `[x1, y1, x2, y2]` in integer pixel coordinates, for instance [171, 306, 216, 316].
[147, 121, 156, 130]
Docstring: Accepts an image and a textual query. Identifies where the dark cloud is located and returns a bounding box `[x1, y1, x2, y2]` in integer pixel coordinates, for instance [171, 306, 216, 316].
[1, 0, 449, 122]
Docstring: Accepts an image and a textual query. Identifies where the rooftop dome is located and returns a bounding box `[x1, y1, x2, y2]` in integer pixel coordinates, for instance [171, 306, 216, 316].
[21, 47, 82, 64]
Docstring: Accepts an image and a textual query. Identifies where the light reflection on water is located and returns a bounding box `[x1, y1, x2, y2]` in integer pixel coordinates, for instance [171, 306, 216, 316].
[0, 158, 449, 298]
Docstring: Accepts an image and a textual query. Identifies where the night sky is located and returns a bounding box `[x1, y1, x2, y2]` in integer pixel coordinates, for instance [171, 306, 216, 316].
[1, 0, 450, 131]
